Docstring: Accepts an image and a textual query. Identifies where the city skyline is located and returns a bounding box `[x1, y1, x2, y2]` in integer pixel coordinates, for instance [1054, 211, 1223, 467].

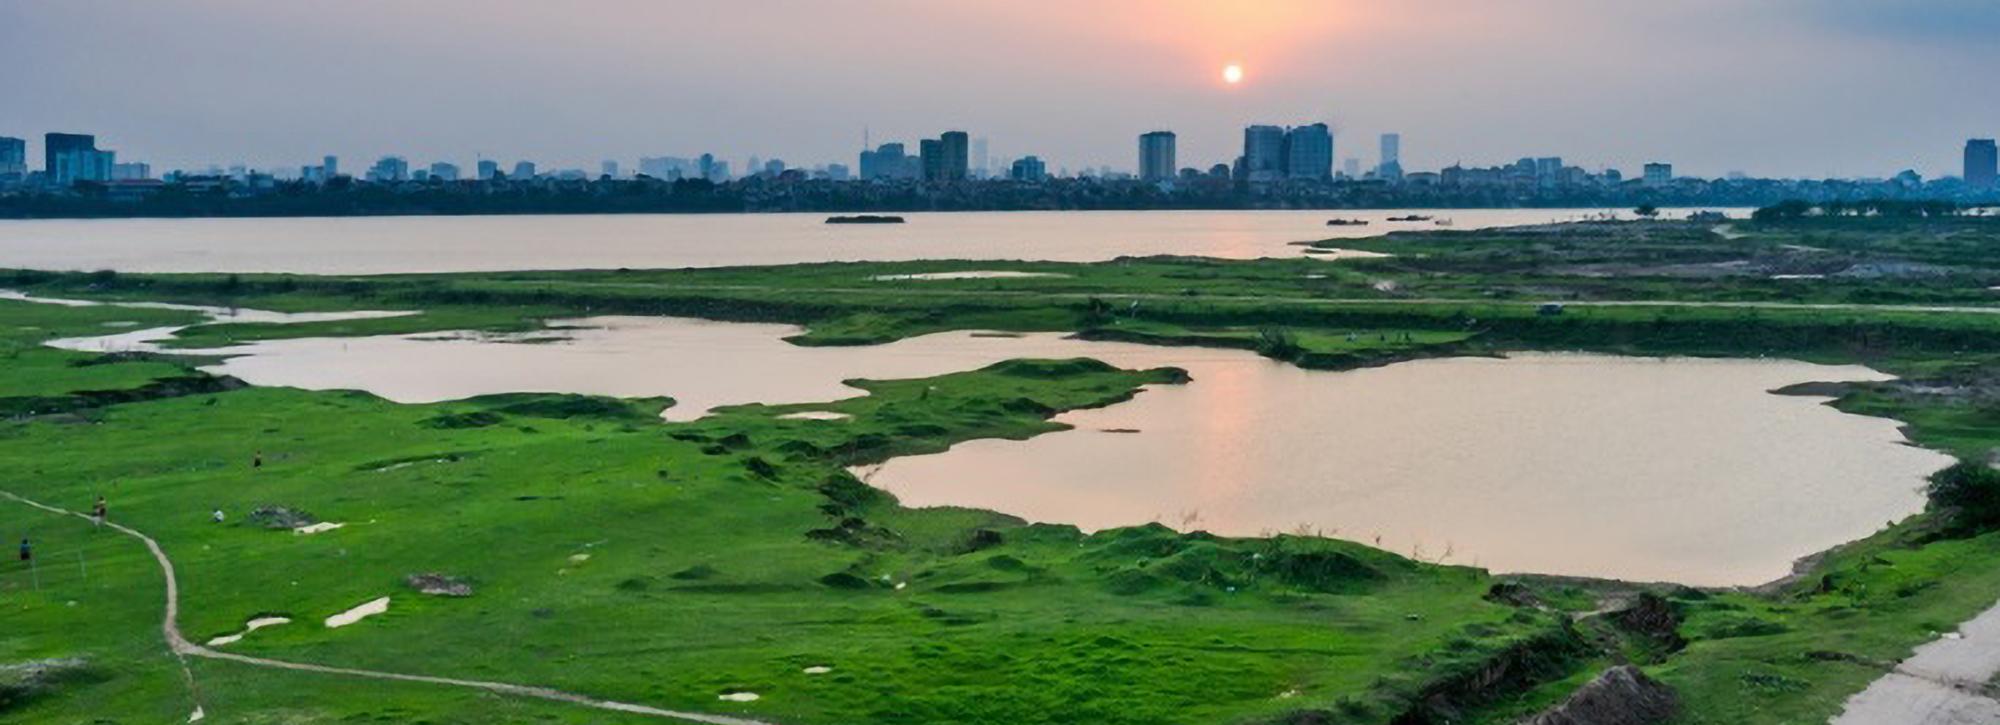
[5, 1, 1999, 178]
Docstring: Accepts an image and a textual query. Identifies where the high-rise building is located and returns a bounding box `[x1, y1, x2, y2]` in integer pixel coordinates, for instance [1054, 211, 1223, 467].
[1377, 133, 1402, 180]
[0, 137, 25, 177]
[44, 133, 95, 176]
[366, 156, 409, 182]
[1242, 125, 1286, 182]
[0, 138, 24, 179]
[921, 131, 970, 182]
[1138, 131, 1176, 182]
[601, 160, 620, 179]
[429, 162, 460, 181]
[323, 155, 339, 179]
[477, 160, 499, 180]
[1966, 139, 1998, 188]
[110, 162, 151, 181]
[972, 137, 990, 178]
[1283, 123, 1333, 180]
[512, 161, 537, 179]
[1342, 157, 1361, 179]
[1643, 162, 1673, 186]
[45, 133, 114, 185]
[1009, 155, 1047, 182]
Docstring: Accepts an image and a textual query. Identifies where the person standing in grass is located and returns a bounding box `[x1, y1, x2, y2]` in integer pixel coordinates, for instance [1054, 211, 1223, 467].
[253, 450, 263, 470]
[17, 538, 28, 563]
[92, 496, 107, 528]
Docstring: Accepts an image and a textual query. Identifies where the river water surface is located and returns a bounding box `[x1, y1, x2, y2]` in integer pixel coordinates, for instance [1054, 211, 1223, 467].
[47, 311, 1945, 586]
[0, 208, 1739, 273]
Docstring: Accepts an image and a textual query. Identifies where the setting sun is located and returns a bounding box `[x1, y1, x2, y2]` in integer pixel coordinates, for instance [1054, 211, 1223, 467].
[1222, 64, 1244, 85]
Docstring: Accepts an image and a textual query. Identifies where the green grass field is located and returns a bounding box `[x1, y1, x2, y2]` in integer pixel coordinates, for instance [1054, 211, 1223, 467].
[7, 216, 2000, 723]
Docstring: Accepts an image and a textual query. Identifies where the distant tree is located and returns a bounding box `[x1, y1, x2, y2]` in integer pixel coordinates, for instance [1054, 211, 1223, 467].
[1633, 204, 1659, 219]
[1255, 326, 1304, 361]
[1927, 460, 2000, 534]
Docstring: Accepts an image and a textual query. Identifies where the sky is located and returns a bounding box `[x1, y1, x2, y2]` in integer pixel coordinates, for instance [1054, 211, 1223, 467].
[4, 0, 1998, 179]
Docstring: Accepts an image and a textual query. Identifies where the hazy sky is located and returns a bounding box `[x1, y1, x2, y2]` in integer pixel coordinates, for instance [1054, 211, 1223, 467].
[4, 0, 1998, 178]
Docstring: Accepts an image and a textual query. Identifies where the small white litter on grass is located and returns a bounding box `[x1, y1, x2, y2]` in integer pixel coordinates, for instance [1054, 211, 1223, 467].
[870, 271, 1068, 281]
[325, 597, 390, 628]
[206, 616, 292, 646]
[188, 707, 205, 722]
[718, 692, 761, 702]
[568, 553, 591, 563]
[293, 522, 345, 535]
[778, 411, 851, 421]
[803, 666, 833, 675]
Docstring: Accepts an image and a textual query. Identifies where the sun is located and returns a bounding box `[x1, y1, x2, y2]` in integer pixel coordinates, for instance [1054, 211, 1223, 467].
[1222, 64, 1245, 85]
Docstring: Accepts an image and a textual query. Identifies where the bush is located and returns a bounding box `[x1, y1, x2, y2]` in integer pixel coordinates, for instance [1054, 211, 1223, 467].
[1926, 461, 2000, 533]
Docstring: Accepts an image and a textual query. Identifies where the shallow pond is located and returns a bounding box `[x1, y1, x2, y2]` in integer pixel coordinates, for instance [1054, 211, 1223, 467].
[48, 310, 1947, 585]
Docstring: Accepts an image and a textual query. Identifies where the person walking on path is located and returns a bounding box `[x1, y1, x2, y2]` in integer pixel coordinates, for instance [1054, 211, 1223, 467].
[92, 496, 107, 528]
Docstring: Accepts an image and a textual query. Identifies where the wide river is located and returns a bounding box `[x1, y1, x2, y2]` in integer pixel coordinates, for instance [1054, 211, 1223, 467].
[0, 208, 1738, 273]
[47, 310, 1946, 587]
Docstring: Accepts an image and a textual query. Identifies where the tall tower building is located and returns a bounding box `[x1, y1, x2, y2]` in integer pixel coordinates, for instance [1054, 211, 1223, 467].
[0, 137, 25, 176]
[1283, 123, 1333, 180]
[1138, 131, 1177, 182]
[1967, 139, 1998, 188]
[1377, 133, 1403, 179]
[44, 133, 113, 184]
[1242, 125, 1287, 182]
[922, 131, 970, 182]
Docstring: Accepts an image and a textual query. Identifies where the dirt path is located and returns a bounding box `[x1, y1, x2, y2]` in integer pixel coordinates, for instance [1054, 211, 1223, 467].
[1831, 598, 2000, 724]
[1, 490, 777, 725]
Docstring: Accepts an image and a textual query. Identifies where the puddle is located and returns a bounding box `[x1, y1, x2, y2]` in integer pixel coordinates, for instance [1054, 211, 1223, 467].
[1, 290, 415, 355]
[325, 597, 390, 628]
[778, 411, 852, 421]
[206, 616, 292, 647]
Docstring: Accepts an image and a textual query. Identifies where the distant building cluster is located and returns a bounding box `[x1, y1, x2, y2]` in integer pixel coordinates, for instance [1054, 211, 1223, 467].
[4, 126, 2000, 213]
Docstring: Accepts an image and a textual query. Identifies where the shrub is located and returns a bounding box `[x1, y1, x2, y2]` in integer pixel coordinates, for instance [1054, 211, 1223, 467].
[1926, 460, 2000, 533]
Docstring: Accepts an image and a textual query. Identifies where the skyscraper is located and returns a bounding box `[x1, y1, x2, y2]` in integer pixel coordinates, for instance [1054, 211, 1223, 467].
[1138, 131, 1176, 182]
[1377, 133, 1403, 179]
[1242, 125, 1286, 182]
[512, 161, 537, 179]
[0, 137, 24, 177]
[430, 162, 461, 181]
[601, 160, 619, 178]
[1967, 139, 1998, 188]
[921, 131, 969, 182]
[44, 133, 95, 175]
[44, 132, 113, 184]
[1283, 123, 1333, 180]
[323, 155, 339, 179]
[972, 137, 989, 178]
[477, 159, 499, 180]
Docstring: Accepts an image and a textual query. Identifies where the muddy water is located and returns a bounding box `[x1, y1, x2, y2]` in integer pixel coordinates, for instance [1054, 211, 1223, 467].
[0, 209, 1740, 274]
[48, 314, 1946, 585]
